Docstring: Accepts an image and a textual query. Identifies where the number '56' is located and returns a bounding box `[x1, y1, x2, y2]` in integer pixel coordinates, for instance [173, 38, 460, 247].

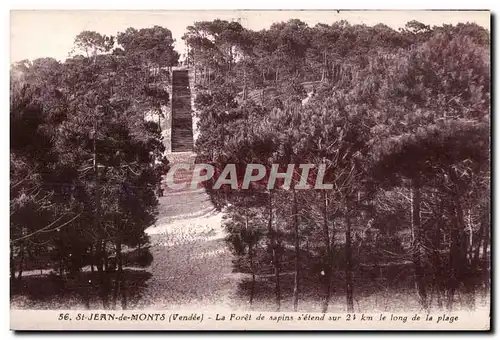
[58, 313, 70, 320]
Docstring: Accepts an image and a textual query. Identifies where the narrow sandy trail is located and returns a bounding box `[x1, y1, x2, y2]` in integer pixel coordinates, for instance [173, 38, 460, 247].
[138, 151, 241, 310]
[138, 69, 241, 310]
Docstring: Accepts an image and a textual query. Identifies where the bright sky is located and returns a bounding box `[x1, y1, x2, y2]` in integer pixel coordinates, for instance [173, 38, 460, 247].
[10, 10, 490, 63]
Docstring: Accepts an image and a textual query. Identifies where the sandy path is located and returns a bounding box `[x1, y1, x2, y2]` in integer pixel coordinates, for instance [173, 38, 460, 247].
[137, 152, 241, 310]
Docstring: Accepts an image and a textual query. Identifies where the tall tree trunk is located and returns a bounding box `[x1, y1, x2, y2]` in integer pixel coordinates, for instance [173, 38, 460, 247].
[292, 187, 300, 311]
[482, 199, 490, 272]
[446, 165, 473, 311]
[121, 269, 128, 310]
[481, 202, 490, 301]
[117, 238, 123, 273]
[249, 243, 255, 306]
[59, 246, 65, 278]
[10, 244, 16, 284]
[246, 212, 256, 306]
[345, 212, 354, 312]
[243, 68, 248, 101]
[193, 51, 197, 84]
[96, 241, 103, 275]
[112, 238, 122, 309]
[432, 205, 445, 309]
[411, 179, 428, 311]
[90, 244, 95, 274]
[321, 49, 327, 81]
[93, 105, 108, 308]
[102, 239, 109, 270]
[446, 216, 455, 311]
[466, 209, 473, 264]
[454, 193, 474, 309]
[268, 190, 281, 311]
[17, 241, 25, 282]
[100, 240, 106, 272]
[79, 267, 91, 309]
[473, 214, 485, 267]
[321, 190, 332, 313]
[97, 240, 109, 309]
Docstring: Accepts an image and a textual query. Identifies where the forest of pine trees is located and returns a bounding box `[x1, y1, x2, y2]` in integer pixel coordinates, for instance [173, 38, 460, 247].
[186, 19, 490, 312]
[10, 18, 490, 313]
[10, 26, 178, 308]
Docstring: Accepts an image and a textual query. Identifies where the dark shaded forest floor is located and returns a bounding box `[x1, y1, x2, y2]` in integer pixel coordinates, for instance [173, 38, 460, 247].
[10, 231, 490, 313]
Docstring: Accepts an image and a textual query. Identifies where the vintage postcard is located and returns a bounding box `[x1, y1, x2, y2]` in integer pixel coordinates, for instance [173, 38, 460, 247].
[10, 9, 491, 331]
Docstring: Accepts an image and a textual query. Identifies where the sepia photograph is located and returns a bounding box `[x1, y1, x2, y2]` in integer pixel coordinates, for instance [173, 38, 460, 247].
[9, 9, 491, 330]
